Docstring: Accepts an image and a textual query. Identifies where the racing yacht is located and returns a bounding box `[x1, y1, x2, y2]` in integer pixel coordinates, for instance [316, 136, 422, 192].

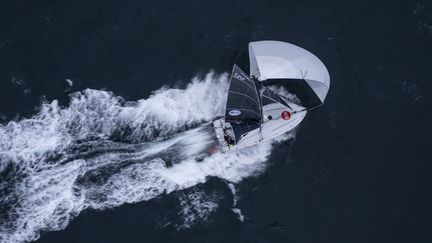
[212, 40, 330, 153]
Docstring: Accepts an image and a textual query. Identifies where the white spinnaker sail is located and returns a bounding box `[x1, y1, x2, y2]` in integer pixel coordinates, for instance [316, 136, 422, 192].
[248, 41, 330, 103]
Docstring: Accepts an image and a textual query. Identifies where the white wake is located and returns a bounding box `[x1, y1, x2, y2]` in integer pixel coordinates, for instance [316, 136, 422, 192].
[0, 73, 295, 243]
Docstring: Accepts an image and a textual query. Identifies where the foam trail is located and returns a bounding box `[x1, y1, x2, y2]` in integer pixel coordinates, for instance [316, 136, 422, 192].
[0, 72, 296, 243]
[177, 189, 220, 229]
[228, 183, 245, 222]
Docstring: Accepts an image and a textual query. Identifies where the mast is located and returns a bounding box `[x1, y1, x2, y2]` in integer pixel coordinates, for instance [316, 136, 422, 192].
[253, 78, 265, 141]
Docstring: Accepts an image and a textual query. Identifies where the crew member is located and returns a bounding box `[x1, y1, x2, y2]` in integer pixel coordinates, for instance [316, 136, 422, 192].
[223, 129, 235, 146]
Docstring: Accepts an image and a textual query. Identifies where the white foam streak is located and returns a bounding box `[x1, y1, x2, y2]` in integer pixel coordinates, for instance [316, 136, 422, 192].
[0, 72, 296, 243]
[177, 190, 219, 228]
[123, 74, 227, 140]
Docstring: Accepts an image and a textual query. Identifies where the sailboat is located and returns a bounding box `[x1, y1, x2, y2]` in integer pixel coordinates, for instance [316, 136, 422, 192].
[212, 40, 330, 153]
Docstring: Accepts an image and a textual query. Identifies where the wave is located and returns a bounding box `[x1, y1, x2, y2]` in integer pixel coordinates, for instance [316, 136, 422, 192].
[0, 73, 296, 243]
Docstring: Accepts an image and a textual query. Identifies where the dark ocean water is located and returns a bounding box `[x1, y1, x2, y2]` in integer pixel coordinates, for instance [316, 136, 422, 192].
[0, 0, 431, 242]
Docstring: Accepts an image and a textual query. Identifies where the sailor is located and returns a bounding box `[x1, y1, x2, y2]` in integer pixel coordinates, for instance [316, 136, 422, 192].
[223, 129, 235, 146]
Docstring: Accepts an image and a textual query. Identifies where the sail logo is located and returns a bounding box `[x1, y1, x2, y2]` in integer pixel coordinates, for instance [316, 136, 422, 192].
[233, 73, 246, 81]
[229, 110, 241, 116]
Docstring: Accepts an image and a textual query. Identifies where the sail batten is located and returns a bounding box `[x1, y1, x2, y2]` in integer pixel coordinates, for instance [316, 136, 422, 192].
[228, 91, 261, 107]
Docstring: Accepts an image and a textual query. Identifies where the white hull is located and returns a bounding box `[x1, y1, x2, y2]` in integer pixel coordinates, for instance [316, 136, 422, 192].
[213, 102, 306, 153]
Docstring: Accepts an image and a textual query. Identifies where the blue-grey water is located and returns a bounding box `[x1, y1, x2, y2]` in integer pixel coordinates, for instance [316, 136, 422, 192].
[0, 0, 431, 242]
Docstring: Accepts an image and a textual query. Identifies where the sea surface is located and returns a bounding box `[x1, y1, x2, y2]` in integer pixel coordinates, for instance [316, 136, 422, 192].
[0, 0, 431, 242]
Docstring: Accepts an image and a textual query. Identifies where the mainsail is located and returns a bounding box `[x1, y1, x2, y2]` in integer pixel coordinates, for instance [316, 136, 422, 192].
[225, 65, 262, 123]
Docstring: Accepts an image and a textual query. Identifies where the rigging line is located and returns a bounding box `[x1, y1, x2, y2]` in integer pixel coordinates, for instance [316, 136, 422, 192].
[276, 94, 295, 107]
[254, 80, 263, 124]
[262, 88, 292, 109]
[291, 103, 323, 114]
[292, 108, 308, 114]
[261, 94, 284, 105]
